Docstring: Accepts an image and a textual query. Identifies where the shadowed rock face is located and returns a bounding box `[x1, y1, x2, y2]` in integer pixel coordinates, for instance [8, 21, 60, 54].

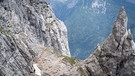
[0, 0, 70, 76]
[83, 7, 135, 76]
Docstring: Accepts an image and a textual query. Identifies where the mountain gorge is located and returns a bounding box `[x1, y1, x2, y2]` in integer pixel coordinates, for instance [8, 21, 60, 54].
[48, 0, 135, 59]
[0, 0, 135, 76]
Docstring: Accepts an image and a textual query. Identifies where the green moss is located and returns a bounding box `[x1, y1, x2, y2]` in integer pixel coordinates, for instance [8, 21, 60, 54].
[77, 67, 84, 76]
[62, 56, 76, 65]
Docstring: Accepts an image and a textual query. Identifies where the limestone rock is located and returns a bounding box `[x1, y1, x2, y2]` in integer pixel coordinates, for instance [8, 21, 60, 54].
[0, 0, 135, 76]
[0, 0, 70, 76]
[83, 7, 135, 76]
[35, 6, 135, 76]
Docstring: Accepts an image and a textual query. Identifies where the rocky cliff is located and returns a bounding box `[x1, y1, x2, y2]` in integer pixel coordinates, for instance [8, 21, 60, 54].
[31, 6, 135, 76]
[82, 7, 135, 76]
[0, 0, 135, 76]
[0, 0, 70, 76]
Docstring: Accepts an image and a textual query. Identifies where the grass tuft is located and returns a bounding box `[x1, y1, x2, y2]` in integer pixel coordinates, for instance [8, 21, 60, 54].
[62, 56, 76, 65]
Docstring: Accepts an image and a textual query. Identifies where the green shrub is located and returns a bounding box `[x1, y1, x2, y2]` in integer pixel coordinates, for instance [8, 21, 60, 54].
[62, 56, 76, 65]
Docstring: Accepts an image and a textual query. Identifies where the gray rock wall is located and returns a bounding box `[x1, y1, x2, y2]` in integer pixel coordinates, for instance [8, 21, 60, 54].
[0, 0, 70, 76]
[0, 0, 135, 76]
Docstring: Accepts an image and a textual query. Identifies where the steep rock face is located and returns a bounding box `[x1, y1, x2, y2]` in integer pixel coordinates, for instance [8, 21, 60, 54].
[35, 6, 135, 76]
[0, 0, 70, 76]
[83, 7, 135, 76]
[1, 0, 135, 76]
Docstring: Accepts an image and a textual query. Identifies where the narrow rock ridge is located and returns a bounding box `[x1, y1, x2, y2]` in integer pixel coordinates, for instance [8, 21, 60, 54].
[0, 0, 70, 76]
[83, 7, 135, 76]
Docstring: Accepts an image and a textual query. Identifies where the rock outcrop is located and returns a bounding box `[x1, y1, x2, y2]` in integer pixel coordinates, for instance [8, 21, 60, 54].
[0, 0, 135, 76]
[82, 7, 135, 76]
[34, 6, 135, 76]
[0, 0, 70, 76]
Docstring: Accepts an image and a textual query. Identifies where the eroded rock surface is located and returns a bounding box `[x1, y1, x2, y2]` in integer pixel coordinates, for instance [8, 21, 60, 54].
[82, 7, 135, 76]
[0, 0, 135, 76]
[0, 0, 70, 76]
[35, 6, 135, 76]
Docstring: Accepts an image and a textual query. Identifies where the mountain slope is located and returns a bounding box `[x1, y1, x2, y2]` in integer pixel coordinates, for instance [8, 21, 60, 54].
[82, 6, 135, 76]
[36, 6, 135, 76]
[0, 0, 135, 76]
[0, 0, 70, 75]
[49, 0, 135, 59]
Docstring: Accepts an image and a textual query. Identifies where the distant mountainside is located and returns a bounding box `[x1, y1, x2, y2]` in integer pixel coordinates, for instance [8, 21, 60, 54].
[48, 0, 135, 59]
